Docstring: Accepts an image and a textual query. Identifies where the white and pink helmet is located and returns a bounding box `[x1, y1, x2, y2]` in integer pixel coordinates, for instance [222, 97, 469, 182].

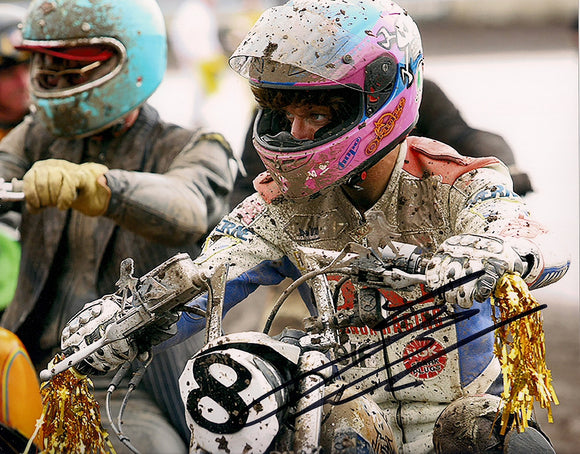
[230, 0, 424, 199]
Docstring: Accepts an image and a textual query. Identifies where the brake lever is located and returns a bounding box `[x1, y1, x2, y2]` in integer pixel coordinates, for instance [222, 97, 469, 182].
[336, 264, 427, 289]
[297, 242, 427, 290]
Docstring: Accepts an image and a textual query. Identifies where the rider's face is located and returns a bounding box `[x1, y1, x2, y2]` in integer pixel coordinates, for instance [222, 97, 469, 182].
[283, 104, 333, 140]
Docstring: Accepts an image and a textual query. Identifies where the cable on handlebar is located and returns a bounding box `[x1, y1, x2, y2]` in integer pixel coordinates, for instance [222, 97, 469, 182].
[331, 275, 350, 306]
[104, 355, 153, 454]
[263, 250, 354, 335]
[117, 355, 153, 454]
[106, 362, 132, 438]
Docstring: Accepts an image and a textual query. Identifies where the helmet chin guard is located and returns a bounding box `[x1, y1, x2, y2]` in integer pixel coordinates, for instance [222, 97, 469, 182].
[230, 0, 423, 199]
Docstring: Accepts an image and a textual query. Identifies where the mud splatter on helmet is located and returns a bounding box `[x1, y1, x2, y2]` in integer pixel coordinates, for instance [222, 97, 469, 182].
[19, 0, 167, 138]
[230, 0, 423, 199]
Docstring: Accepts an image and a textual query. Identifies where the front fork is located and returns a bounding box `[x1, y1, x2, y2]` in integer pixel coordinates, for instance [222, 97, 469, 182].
[292, 350, 331, 453]
[292, 273, 336, 453]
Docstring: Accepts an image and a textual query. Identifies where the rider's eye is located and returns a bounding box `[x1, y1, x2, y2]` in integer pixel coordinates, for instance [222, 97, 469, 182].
[310, 113, 331, 123]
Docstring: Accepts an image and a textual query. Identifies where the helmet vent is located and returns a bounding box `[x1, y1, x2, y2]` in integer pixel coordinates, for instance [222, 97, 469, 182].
[365, 55, 397, 117]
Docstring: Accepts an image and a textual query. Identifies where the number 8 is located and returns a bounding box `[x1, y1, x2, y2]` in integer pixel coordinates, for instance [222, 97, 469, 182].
[186, 352, 252, 434]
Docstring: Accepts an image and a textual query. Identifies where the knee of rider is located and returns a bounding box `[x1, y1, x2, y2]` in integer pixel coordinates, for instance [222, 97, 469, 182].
[433, 394, 555, 454]
[503, 425, 555, 454]
[320, 382, 398, 453]
[433, 394, 503, 454]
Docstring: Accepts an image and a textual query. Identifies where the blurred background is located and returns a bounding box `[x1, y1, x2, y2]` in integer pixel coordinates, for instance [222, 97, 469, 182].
[2, 0, 579, 451]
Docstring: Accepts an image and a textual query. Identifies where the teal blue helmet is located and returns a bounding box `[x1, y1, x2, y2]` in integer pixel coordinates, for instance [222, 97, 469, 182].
[20, 0, 167, 138]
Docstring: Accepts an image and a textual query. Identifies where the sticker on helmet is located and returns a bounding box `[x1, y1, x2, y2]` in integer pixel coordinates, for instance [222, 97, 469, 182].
[365, 97, 406, 156]
[339, 137, 361, 170]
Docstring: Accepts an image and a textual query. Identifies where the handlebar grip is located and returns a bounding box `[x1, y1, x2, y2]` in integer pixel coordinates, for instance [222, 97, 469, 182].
[0, 178, 25, 202]
[10, 179, 24, 193]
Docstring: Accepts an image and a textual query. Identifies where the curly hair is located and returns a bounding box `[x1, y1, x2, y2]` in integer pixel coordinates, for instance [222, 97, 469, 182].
[250, 85, 356, 124]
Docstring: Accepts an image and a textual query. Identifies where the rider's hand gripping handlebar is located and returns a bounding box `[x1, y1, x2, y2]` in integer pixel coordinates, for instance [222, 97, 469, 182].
[39, 253, 205, 381]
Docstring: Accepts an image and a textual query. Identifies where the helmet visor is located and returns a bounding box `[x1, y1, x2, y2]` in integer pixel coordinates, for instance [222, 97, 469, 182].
[24, 38, 125, 98]
[229, 1, 384, 91]
[19, 45, 115, 62]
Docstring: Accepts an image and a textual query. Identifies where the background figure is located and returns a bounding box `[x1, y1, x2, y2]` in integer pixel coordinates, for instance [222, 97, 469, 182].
[169, 0, 227, 128]
[0, 4, 30, 315]
[0, 4, 30, 141]
[413, 79, 532, 195]
[0, 0, 235, 452]
[0, 212, 20, 315]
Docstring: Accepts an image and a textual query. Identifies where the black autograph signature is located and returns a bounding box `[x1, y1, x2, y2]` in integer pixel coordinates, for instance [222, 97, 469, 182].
[207, 270, 545, 428]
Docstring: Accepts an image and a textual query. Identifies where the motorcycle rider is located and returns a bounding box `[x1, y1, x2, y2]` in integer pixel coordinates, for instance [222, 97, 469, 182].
[60, 0, 568, 452]
[0, 0, 235, 452]
[230, 76, 535, 335]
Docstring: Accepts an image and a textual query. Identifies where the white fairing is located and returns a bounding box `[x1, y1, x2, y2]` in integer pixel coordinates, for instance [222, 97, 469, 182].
[180, 346, 288, 453]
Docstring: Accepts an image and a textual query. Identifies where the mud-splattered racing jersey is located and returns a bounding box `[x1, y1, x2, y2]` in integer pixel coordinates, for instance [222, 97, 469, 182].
[175, 136, 566, 442]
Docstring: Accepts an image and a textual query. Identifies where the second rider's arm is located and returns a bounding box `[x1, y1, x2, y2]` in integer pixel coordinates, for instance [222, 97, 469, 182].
[104, 131, 235, 246]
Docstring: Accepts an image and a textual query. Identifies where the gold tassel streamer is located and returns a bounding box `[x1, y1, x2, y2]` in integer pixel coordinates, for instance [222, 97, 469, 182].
[492, 273, 558, 435]
[38, 354, 116, 453]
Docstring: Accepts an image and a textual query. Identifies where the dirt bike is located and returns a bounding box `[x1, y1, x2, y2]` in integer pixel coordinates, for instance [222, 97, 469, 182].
[180, 242, 428, 453]
[38, 237, 428, 454]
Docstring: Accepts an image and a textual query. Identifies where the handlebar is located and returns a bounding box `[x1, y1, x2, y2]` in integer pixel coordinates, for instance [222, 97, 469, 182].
[39, 253, 206, 381]
[40, 242, 428, 381]
[0, 179, 24, 202]
[296, 241, 428, 284]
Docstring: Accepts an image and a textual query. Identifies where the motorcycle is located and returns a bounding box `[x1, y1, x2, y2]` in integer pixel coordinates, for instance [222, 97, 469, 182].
[3, 179, 557, 454]
[179, 242, 427, 453]
[38, 238, 428, 454]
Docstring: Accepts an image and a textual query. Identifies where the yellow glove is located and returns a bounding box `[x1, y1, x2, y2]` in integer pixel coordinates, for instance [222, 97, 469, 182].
[23, 159, 111, 216]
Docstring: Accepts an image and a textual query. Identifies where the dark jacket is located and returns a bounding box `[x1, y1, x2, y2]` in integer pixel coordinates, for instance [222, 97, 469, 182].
[0, 103, 235, 440]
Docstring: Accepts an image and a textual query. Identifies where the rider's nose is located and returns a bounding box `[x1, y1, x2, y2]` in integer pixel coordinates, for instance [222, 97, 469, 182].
[290, 118, 315, 140]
